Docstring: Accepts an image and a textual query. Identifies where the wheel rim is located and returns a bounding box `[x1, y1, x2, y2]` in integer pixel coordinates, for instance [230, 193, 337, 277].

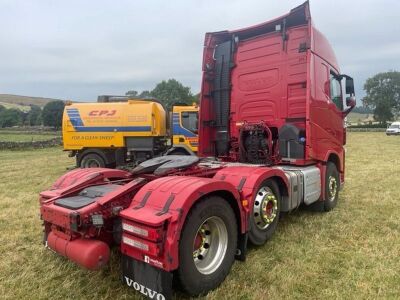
[253, 187, 278, 230]
[192, 216, 228, 275]
[85, 159, 100, 168]
[327, 176, 338, 202]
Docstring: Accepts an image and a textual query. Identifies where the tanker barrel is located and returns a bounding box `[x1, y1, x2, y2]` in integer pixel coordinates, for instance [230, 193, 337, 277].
[96, 95, 169, 131]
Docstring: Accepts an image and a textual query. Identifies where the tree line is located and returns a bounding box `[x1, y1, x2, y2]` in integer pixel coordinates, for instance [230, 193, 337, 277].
[125, 79, 199, 110]
[0, 101, 65, 129]
[0, 72, 398, 129]
[0, 78, 197, 129]
[362, 71, 400, 123]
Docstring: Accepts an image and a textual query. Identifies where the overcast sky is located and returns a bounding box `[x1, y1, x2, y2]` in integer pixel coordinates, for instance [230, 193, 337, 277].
[0, 0, 399, 102]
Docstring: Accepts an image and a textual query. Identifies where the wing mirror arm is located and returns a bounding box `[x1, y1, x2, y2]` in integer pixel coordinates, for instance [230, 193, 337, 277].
[342, 96, 356, 117]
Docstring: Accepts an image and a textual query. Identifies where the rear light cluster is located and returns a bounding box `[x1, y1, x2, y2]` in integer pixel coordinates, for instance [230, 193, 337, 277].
[122, 235, 161, 256]
[122, 221, 163, 241]
[121, 220, 164, 256]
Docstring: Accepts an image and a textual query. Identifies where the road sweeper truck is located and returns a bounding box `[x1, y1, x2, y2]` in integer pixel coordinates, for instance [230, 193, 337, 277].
[63, 96, 198, 167]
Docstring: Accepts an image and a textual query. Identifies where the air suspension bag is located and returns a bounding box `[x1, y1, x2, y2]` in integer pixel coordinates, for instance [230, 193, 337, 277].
[47, 232, 110, 270]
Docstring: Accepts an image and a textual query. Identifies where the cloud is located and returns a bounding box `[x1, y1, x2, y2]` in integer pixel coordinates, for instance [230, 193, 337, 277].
[0, 0, 399, 101]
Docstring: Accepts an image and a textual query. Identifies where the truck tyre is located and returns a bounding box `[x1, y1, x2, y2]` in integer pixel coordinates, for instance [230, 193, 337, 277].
[249, 180, 280, 246]
[323, 162, 340, 211]
[177, 197, 237, 296]
[80, 153, 106, 168]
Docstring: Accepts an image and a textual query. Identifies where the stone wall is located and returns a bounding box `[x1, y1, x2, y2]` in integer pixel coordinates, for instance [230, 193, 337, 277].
[0, 137, 62, 150]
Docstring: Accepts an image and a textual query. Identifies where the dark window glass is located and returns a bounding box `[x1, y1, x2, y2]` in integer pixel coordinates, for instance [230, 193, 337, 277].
[330, 73, 343, 110]
[181, 112, 198, 134]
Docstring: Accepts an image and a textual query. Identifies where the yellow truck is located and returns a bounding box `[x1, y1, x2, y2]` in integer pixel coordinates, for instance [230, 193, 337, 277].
[62, 97, 198, 168]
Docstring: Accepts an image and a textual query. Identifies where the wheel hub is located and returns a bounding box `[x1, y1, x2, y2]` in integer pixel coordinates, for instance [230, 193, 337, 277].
[89, 161, 99, 168]
[85, 158, 100, 168]
[253, 187, 277, 230]
[192, 216, 228, 275]
[193, 228, 210, 260]
[328, 176, 337, 201]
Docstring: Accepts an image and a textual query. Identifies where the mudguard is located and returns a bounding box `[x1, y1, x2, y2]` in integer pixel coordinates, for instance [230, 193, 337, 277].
[120, 175, 241, 271]
[119, 167, 289, 299]
[40, 168, 132, 201]
[214, 166, 290, 230]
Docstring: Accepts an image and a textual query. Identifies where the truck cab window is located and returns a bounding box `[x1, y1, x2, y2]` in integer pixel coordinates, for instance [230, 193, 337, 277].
[182, 112, 198, 134]
[330, 72, 343, 110]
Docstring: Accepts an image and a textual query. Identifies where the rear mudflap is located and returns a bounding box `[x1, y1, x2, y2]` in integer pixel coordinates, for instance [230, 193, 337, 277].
[122, 254, 172, 300]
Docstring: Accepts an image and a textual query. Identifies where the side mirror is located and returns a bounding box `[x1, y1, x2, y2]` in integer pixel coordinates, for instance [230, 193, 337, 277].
[339, 75, 355, 95]
[346, 96, 356, 108]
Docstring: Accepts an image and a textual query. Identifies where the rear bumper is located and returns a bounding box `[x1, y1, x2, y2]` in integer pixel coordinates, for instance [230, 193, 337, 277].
[41, 204, 75, 231]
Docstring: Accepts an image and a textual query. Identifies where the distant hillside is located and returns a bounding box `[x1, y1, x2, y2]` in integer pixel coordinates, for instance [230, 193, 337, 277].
[0, 94, 64, 112]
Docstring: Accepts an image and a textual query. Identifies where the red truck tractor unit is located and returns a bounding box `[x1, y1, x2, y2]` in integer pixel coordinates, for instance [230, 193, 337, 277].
[39, 2, 355, 299]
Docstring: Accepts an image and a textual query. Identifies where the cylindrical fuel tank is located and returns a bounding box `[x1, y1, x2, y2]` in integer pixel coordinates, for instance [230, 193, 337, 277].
[47, 232, 110, 270]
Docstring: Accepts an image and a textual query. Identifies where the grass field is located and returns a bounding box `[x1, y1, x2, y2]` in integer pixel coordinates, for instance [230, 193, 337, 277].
[0, 131, 60, 142]
[0, 133, 399, 299]
[347, 112, 372, 123]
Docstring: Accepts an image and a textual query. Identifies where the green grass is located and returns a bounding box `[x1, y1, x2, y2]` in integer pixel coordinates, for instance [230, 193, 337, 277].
[0, 133, 399, 299]
[0, 132, 60, 142]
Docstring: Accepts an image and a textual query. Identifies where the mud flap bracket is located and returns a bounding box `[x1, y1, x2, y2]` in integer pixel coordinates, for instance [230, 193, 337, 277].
[235, 232, 248, 261]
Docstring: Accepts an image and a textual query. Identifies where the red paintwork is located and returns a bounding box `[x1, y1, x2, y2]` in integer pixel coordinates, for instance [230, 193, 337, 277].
[40, 2, 351, 289]
[118, 165, 290, 271]
[47, 232, 110, 270]
[198, 1, 346, 178]
[40, 168, 143, 264]
[120, 175, 241, 271]
[40, 168, 132, 201]
[40, 167, 226, 271]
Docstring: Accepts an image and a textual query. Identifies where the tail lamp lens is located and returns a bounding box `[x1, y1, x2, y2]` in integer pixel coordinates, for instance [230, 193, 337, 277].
[122, 223, 148, 237]
[122, 235, 149, 251]
[122, 222, 162, 242]
[122, 235, 160, 256]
